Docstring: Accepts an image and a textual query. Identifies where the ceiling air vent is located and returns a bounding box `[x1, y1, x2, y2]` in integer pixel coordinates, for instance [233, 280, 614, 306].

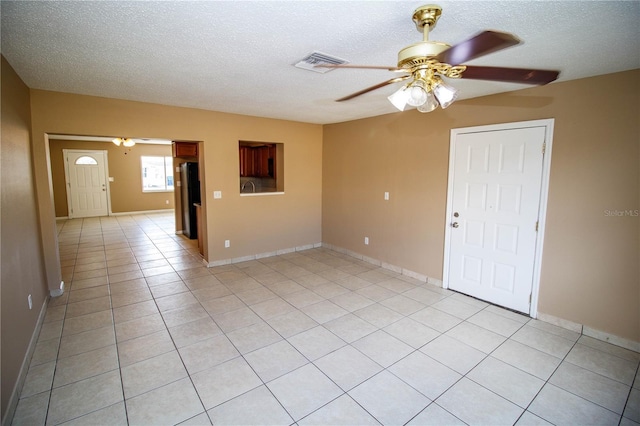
[294, 51, 348, 73]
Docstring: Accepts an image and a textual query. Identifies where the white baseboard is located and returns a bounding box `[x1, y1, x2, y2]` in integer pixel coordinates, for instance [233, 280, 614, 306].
[2, 298, 49, 426]
[110, 209, 174, 216]
[206, 242, 323, 267]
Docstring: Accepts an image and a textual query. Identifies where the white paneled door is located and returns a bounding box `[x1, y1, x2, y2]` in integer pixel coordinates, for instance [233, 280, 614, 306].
[64, 150, 109, 218]
[444, 121, 552, 314]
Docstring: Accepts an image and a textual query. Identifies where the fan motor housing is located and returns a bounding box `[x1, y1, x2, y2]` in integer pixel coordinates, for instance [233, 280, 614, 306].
[397, 41, 450, 68]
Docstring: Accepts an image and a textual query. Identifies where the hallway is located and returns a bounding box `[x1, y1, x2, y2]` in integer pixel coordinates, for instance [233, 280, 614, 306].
[10, 212, 640, 425]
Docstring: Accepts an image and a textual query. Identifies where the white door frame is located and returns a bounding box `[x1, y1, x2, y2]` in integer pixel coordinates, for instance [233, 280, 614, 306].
[63, 149, 112, 218]
[442, 119, 554, 318]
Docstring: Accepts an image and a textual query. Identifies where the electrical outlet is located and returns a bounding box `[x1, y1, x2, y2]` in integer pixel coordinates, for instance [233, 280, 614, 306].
[28, 294, 33, 310]
[384, 192, 390, 201]
[364, 237, 369, 245]
[165, 200, 169, 205]
[224, 240, 230, 248]
[214, 191, 222, 199]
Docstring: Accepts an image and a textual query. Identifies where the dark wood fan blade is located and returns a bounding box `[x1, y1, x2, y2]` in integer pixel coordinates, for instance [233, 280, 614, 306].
[316, 64, 405, 72]
[435, 31, 520, 66]
[337, 75, 411, 102]
[462, 66, 559, 85]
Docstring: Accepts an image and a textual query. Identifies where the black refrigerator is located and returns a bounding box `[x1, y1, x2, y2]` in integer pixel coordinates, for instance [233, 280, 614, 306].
[180, 162, 200, 239]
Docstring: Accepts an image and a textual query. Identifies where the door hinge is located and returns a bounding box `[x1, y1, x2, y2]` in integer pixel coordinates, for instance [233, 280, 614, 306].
[529, 293, 532, 304]
[535, 221, 539, 232]
[542, 142, 546, 155]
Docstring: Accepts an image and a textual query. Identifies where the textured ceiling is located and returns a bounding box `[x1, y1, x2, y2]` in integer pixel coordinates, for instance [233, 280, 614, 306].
[2, 1, 639, 124]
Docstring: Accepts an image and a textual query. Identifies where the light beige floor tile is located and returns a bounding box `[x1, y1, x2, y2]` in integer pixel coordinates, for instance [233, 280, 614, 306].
[266, 309, 318, 338]
[421, 334, 486, 375]
[578, 335, 640, 363]
[178, 412, 212, 425]
[106, 263, 142, 275]
[512, 325, 575, 358]
[114, 311, 164, 342]
[54, 345, 119, 388]
[355, 284, 398, 302]
[191, 357, 262, 410]
[207, 385, 293, 425]
[117, 329, 175, 367]
[29, 338, 61, 367]
[211, 307, 261, 333]
[407, 403, 466, 425]
[281, 289, 324, 309]
[70, 276, 109, 290]
[48, 370, 123, 425]
[301, 300, 349, 324]
[121, 350, 188, 399]
[445, 321, 507, 354]
[389, 351, 461, 400]
[566, 343, 637, 385]
[267, 363, 343, 421]
[251, 297, 297, 320]
[11, 391, 50, 426]
[529, 384, 621, 425]
[514, 411, 554, 426]
[109, 270, 144, 284]
[59, 402, 127, 425]
[201, 294, 246, 315]
[448, 292, 489, 309]
[161, 303, 209, 328]
[145, 271, 182, 286]
[244, 340, 309, 382]
[402, 287, 447, 305]
[549, 361, 631, 413]
[58, 325, 115, 359]
[21, 361, 56, 398]
[315, 345, 382, 391]
[298, 394, 379, 426]
[527, 318, 581, 341]
[379, 294, 425, 316]
[191, 284, 232, 302]
[126, 378, 204, 425]
[62, 310, 113, 336]
[37, 320, 63, 342]
[355, 303, 404, 328]
[383, 317, 440, 348]
[468, 356, 545, 408]
[625, 388, 640, 422]
[377, 277, 416, 293]
[493, 339, 562, 380]
[150, 281, 189, 299]
[467, 309, 526, 337]
[109, 278, 148, 295]
[110, 287, 153, 309]
[330, 292, 375, 312]
[349, 370, 430, 425]
[324, 313, 378, 344]
[64, 296, 111, 319]
[431, 297, 484, 320]
[310, 282, 349, 299]
[168, 317, 221, 348]
[226, 321, 282, 354]
[178, 334, 240, 375]
[288, 326, 346, 361]
[437, 377, 523, 425]
[352, 330, 413, 368]
[112, 299, 158, 324]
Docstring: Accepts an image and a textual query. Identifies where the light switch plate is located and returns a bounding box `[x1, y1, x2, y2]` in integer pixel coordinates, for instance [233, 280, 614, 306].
[384, 192, 390, 201]
[213, 191, 222, 199]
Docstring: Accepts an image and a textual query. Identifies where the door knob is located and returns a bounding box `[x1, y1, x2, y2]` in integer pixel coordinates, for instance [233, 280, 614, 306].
[452, 222, 459, 228]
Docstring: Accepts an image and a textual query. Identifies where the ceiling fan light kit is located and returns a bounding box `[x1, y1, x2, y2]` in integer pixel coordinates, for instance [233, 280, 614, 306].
[317, 4, 559, 114]
[112, 137, 135, 147]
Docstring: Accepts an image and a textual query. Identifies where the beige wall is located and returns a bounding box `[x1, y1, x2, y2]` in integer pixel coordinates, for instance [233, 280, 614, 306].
[29, 90, 323, 281]
[1, 57, 49, 420]
[49, 139, 175, 217]
[323, 69, 640, 343]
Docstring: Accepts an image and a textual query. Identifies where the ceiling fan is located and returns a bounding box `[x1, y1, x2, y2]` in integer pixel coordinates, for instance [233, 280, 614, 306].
[317, 4, 560, 113]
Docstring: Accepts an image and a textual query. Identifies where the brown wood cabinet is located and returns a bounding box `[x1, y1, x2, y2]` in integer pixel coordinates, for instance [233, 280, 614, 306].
[173, 142, 198, 158]
[239, 144, 275, 178]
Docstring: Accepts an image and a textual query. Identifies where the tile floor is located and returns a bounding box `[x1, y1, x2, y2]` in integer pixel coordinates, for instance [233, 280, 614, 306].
[11, 212, 640, 425]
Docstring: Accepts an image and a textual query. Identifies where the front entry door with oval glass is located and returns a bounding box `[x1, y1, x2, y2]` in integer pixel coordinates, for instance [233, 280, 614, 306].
[444, 122, 551, 314]
[64, 150, 109, 218]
